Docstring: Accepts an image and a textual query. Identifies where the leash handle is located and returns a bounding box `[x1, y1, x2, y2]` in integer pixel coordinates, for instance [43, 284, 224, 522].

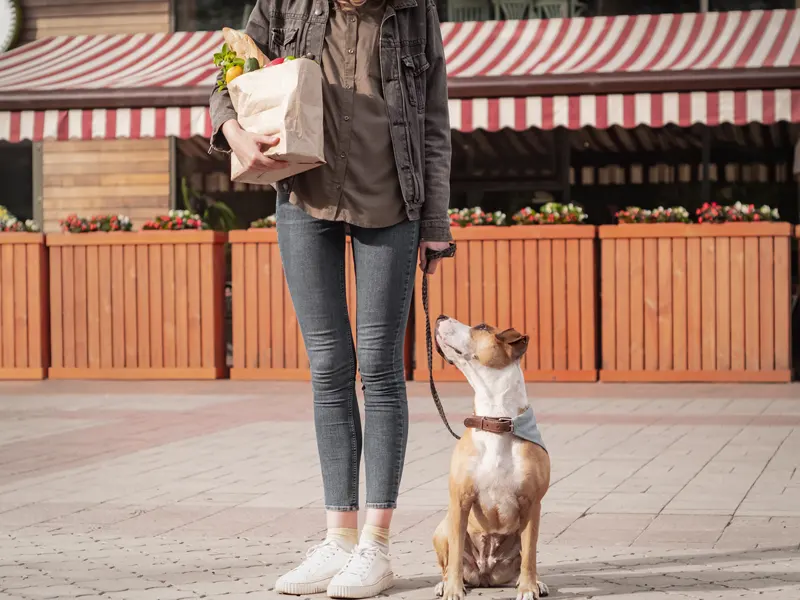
[422, 242, 460, 440]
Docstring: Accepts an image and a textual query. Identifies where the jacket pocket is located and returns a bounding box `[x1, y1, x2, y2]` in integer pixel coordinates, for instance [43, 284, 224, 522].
[270, 27, 299, 56]
[401, 53, 429, 113]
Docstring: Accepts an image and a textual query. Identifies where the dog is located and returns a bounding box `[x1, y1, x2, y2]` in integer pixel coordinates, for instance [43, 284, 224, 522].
[432, 316, 550, 600]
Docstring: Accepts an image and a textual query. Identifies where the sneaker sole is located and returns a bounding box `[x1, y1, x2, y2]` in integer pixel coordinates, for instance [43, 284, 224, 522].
[327, 573, 394, 599]
[275, 579, 333, 596]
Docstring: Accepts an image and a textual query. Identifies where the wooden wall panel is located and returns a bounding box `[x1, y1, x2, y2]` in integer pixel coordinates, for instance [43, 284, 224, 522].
[47, 231, 226, 379]
[0, 234, 48, 379]
[230, 229, 413, 380]
[20, 0, 171, 41]
[600, 223, 793, 382]
[42, 139, 171, 233]
[414, 226, 598, 383]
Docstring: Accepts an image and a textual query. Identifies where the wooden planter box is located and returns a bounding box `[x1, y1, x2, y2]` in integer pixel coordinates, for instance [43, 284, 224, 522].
[599, 223, 792, 382]
[47, 231, 227, 379]
[229, 229, 412, 380]
[414, 226, 597, 382]
[0, 233, 49, 379]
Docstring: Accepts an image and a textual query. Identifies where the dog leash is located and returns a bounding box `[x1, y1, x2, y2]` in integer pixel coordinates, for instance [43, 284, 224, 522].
[423, 244, 461, 440]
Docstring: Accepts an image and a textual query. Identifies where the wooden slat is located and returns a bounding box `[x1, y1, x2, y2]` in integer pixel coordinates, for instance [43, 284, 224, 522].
[199, 244, 215, 369]
[136, 245, 151, 369]
[715, 237, 731, 371]
[510, 240, 526, 351]
[62, 246, 76, 369]
[284, 264, 298, 370]
[257, 243, 272, 370]
[161, 244, 176, 369]
[483, 241, 498, 328]
[86, 245, 100, 369]
[496, 241, 510, 331]
[551, 239, 567, 371]
[700, 238, 716, 371]
[729, 237, 746, 371]
[565, 239, 581, 371]
[232, 243, 246, 370]
[123, 245, 138, 368]
[13, 245, 27, 369]
[538, 240, 553, 371]
[600, 239, 615, 371]
[759, 237, 774, 372]
[773, 236, 791, 372]
[186, 244, 202, 369]
[643, 238, 658, 371]
[579, 239, 595, 372]
[26, 244, 46, 372]
[270, 243, 284, 369]
[524, 240, 539, 372]
[174, 244, 188, 369]
[455, 240, 471, 344]
[111, 245, 125, 368]
[98, 245, 113, 369]
[686, 238, 702, 371]
[614, 239, 630, 372]
[468, 240, 483, 326]
[149, 245, 164, 369]
[430, 244, 445, 373]
[744, 237, 760, 371]
[671, 237, 687, 372]
[0, 245, 14, 367]
[657, 238, 672, 370]
[73, 246, 88, 369]
[629, 238, 644, 371]
[49, 247, 63, 369]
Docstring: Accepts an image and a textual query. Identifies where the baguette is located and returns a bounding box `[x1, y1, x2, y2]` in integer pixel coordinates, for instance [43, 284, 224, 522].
[222, 27, 269, 67]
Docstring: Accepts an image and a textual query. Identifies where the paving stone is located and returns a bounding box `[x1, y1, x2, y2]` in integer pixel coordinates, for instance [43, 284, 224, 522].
[0, 382, 799, 599]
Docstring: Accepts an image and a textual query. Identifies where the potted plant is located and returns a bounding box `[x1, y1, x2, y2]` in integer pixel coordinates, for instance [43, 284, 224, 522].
[46, 212, 226, 379]
[599, 203, 791, 382]
[0, 213, 47, 379]
[416, 202, 597, 383]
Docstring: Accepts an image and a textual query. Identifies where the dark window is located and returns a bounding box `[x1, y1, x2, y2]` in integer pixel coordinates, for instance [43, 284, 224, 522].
[0, 142, 33, 222]
[174, 0, 256, 31]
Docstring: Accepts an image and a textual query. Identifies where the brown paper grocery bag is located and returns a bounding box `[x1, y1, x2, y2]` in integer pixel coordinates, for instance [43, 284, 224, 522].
[228, 58, 325, 185]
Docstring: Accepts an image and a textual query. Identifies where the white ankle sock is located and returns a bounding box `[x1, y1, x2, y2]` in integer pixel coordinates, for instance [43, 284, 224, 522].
[360, 524, 390, 550]
[326, 527, 358, 550]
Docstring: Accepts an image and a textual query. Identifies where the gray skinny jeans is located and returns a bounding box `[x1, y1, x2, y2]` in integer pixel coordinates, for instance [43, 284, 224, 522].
[276, 195, 419, 511]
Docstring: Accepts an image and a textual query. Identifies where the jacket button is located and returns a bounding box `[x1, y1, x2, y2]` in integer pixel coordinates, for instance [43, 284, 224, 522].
[315, 9, 322, 14]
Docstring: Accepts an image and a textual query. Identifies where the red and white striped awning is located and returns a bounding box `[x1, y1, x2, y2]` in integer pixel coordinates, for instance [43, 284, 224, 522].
[1, 9, 798, 141]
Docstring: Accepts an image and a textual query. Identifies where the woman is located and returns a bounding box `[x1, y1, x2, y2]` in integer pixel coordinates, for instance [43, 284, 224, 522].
[210, 0, 452, 597]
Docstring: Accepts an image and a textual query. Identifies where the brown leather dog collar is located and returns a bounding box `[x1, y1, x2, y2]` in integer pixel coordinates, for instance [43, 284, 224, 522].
[463, 416, 514, 434]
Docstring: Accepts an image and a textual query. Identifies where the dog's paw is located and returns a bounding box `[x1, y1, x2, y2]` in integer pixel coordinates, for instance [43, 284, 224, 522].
[537, 580, 549, 597]
[516, 581, 548, 600]
[440, 582, 467, 600]
[434, 581, 445, 598]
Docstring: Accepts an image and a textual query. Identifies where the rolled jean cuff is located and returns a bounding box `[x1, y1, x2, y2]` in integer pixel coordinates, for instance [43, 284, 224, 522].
[365, 502, 397, 509]
[326, 505, 359, 512]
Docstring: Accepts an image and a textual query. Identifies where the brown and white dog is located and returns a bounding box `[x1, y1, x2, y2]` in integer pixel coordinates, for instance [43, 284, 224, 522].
[432, 316, 550, 600]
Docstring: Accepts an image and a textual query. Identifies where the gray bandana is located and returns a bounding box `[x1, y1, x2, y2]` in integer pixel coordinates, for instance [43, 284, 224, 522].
[511, 406, 547, 453]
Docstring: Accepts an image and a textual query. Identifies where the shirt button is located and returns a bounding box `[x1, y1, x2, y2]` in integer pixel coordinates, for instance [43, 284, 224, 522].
[350, 16, 356, 22]
[314, 9, 322, 15]
[335, 184, 342, 190]
[343, 116, 350, 121]
[348, 49, 354, 54]
[340, 152, 346, 158]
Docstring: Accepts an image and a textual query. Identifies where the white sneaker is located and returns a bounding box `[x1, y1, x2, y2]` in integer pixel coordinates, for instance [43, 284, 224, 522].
[327, 543, 394, 599]
[275, 540, 352, 595]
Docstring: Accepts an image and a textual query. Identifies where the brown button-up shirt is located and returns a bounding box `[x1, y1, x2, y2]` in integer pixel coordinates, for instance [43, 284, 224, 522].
[289, 0, 406, 229]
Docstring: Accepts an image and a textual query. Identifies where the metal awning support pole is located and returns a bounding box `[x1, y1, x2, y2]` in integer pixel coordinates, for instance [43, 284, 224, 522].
[557, 128, 571, 205]
[701, 126, 712, 205]
[700, 0, 709, 12]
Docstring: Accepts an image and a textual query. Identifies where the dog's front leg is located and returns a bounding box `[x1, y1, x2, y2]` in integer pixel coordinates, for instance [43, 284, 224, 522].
[441, 488, 473, 600]
[517, 501, 548, 600]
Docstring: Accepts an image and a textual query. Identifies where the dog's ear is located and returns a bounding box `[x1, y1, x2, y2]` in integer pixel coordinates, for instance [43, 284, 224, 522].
[496, 328, 529, 361]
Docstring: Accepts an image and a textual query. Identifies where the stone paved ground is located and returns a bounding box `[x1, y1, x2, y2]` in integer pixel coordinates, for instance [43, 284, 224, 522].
[0, 380, 799, 600]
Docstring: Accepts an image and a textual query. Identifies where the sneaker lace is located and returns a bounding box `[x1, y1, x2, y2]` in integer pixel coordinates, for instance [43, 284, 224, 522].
[344, 544, 382, 579]
[301, 540, 338, 568]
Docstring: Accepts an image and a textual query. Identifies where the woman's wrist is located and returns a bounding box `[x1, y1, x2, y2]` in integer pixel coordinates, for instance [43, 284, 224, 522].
[221, 119, 242, 139]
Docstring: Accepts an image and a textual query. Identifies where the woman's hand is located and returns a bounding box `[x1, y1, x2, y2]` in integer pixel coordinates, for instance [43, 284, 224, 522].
[222, 120, 285, 172]
[419, 240, 452, 274]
